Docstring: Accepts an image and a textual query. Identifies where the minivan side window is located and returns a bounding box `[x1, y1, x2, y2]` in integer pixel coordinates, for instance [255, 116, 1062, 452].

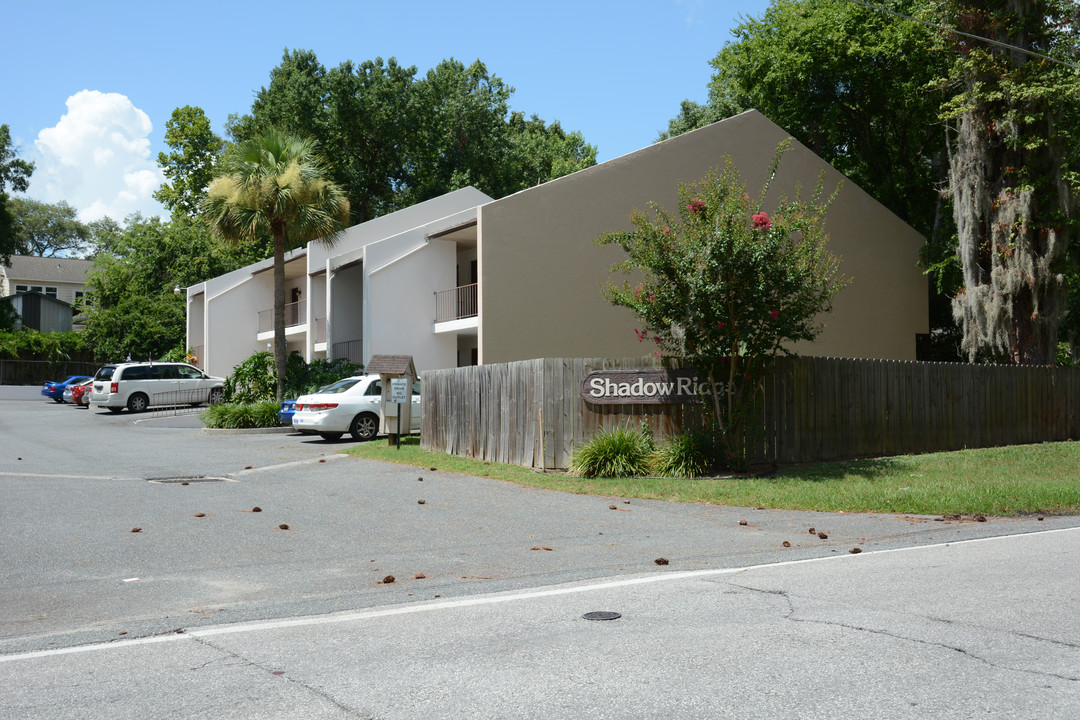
[95, 366, 116, 381]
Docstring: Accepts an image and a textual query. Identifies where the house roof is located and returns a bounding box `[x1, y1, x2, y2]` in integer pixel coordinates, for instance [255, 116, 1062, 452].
[366, 354, 416, 375]
[2, 289, 75, 309]
[3, 255, 93, 284]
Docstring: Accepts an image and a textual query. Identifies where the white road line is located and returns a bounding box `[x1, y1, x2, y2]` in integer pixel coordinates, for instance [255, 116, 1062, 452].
[232, 453, 349, 476]
[2, 524, 1075, 664]
[0, 472, 133, 481]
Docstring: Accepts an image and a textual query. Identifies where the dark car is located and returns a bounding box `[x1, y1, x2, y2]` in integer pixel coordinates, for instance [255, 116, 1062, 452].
[278, 399, 297, 425]
[42, 376, 93, 403]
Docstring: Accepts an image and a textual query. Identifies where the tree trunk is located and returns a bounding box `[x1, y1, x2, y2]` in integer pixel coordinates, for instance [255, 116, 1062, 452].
[273, 227, 287, 403]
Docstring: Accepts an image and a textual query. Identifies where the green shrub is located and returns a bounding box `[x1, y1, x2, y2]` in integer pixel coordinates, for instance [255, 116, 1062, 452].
[223, 351, 362, 403]
[571, 423, 655, 478]
[651, 430, 720, 478]
[0, 329, 91, 361]
[201, 401, 281, 429]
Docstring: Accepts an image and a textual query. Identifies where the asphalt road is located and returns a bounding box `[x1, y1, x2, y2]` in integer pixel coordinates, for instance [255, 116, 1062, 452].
[1, 387, 1078, 718]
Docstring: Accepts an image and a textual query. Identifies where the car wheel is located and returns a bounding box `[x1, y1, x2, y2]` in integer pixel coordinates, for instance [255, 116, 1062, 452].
[208, 387, 223, 404]
[319, 432, 343, 441]
[126, 393, 149, 413]
[350, 413, 379, 442]
[53, 397, 64, 404]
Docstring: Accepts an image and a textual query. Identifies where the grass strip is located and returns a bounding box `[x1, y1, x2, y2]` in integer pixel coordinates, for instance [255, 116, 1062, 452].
[345, 437, 1080, 517]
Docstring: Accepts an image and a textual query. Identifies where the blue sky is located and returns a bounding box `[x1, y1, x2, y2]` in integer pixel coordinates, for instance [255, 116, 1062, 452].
[2, 0, 770, 223]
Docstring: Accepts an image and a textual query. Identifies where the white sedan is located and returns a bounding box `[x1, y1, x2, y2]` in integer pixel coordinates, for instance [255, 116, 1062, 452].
[291, 374, 421, 441]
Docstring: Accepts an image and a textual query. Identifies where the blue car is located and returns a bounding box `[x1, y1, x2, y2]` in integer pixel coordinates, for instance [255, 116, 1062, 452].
[278, 398, 297, 425]
[42, 375, 93, 403]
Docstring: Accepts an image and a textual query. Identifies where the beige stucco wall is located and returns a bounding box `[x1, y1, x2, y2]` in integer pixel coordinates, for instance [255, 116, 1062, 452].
[477, 110, 927, 364]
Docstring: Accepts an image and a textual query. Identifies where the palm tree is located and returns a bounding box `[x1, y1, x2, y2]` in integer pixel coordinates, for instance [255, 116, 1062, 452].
[203, 131, 350, 401]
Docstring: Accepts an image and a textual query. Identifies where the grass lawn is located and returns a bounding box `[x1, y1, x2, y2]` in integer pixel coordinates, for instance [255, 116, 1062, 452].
[345, 438, 1080, 517]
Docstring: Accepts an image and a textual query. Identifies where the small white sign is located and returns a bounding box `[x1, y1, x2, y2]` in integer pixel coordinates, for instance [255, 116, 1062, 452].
[389, 377, 409, 404]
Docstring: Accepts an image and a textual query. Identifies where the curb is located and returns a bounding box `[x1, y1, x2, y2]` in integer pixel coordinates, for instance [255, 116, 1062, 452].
[200, 426, 297, 435]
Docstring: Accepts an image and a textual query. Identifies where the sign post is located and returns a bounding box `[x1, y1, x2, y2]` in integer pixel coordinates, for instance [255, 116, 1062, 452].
[389, 377, 409, 449]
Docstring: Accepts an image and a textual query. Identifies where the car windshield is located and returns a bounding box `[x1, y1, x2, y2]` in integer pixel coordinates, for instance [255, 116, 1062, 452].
[319, 378, 362, 394]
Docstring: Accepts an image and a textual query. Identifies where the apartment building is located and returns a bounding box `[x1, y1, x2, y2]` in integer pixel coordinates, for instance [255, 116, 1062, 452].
[187, 110, 927, 378]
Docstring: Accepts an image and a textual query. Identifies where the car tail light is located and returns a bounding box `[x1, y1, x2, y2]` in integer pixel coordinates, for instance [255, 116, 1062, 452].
[309, 403, 338, 411]
[294, 403, 303, 411]
[110, 382, 118, 394]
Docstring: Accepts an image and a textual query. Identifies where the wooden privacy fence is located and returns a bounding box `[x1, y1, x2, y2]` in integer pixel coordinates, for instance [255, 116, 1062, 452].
[421, 356, 1080, 470]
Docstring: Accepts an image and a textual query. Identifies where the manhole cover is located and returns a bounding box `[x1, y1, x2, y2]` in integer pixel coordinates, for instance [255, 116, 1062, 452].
[582, 611, 622, 621]
[148, 476, 232, 484]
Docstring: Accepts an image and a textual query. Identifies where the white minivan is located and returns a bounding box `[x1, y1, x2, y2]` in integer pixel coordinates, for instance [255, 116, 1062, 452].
[90, 362, 224, 413]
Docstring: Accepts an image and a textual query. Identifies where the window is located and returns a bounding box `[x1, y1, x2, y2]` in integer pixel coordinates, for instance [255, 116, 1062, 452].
[45, 287, 57, 298]
[16, 285, 28, 293]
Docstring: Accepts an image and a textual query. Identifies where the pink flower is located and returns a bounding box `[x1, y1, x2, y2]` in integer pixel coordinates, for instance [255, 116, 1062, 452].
[752, 212, 771, 230]
[688, 198, 706, 215]
[653, 350, 662, 357]
[661, 225, 672, 235]
[769, 310, 779, 319]
[716, 321, 725, 330]
[634, 328, 646, 342]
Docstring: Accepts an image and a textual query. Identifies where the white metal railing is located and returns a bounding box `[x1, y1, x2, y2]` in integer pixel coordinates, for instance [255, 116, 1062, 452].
[258, 300, 307, 333]
[434, 284, 477, 323]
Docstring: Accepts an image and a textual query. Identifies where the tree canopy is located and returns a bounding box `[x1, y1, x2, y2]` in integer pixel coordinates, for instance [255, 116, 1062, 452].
[155, 106, 225, 219]
[226, 49, 597, 224]
[7, 198, 92, 257]
[1, 124, 35, 266]
[938, 0, 1080, 364]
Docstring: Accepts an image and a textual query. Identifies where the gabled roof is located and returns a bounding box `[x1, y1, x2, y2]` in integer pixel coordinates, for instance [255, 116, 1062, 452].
[1, 289, 75, 309]
[366, 354, 416, 376]
[3, 255, 93, 284]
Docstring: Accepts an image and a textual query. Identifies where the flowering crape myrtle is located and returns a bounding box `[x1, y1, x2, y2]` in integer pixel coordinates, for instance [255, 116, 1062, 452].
[597, 140, 847, 467]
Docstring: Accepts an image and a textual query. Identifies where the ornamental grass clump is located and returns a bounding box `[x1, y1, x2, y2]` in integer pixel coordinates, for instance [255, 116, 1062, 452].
[202, 401, 281, 429]
[651, 430, 720, 479]
[571, 423, 655, 478]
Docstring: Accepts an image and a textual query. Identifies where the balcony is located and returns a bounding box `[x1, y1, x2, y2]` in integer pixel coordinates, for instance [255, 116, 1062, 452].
[435, 284, 477, 323]
[258, 300, 306, 333]
[333, 338, 363, 364]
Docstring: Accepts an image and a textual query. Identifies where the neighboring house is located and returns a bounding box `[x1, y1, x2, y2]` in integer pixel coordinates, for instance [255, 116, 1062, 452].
[187, 110, 928, 379]
[1, 291, 75, 332]
[0, 255, 93, 306]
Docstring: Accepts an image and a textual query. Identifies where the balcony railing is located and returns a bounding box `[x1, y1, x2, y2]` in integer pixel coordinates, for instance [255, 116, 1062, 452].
[332, 338, 363, 364]
[258, 300, 307, 333]
[434, 283, 477, 323]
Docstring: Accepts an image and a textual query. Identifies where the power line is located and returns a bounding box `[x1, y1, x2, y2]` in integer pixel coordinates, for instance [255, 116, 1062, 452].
[845, 0, 1080, 70]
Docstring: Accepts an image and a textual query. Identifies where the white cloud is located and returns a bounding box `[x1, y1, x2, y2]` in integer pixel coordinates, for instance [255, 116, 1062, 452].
[28, 90, 165, 222]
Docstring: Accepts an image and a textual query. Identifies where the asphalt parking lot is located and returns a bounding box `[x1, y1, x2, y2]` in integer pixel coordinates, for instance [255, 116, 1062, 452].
[2, 386, 1078, 718]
